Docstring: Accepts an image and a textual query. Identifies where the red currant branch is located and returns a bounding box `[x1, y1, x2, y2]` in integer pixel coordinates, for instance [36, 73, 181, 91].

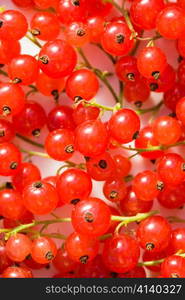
[16, 134, 44, 149]
[56, 161, 86, 175]
[167, 216, 185, 224]
[83, 100, 121, 112]
[136, 100, 163, 115]
[138, 253, 185, 267]
[26, 31, 42, 48]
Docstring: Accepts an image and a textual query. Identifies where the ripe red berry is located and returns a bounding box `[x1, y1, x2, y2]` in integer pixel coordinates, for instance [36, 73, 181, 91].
[36, 72, 65, 97]
[118, 266, 146, 278]
[0, 83, 25, 117]
[0, 142, 21, 176]
[87, 16, 105, 43]
[31, 236, 57, 264]
[115, 56, 140, 83]
[47, 105, 75, 131]
[12, 101, 47, 137]
[157, 182, 185, 209]
[176, 97, 185, 126]
[103, 177, 127, 202]
[66, 232, 100, 264]
[0, 10, 28, 41]
[6, 233, 32, 262]
[56, 168, 92, 205]
[130, 0, 165, 30]
[101, 22, 134, 56]
[171, 228, 185, 253]
[120, 186, 153, 216]
[66, 69, 99, 101]
[8, 55, 39, 85]
[2, 266, 32, 278]
[38, 39, 77, 78]
[75, 120, 108, 157]
[157, 153, 185, 186]
[102, 234, 140, 273]
[0, 241, 12, 273]
[137, 215, 171, 252]
[133, 170, 162, 201]
[137, 47, 167, 79]
[0, 119, 15, 143]
[143, 250, 168, 272]
[12, 162, 41, 192]
[160, 255, 185, 278]
[66, 22, 90, 47]
[156, 5, 185, 39]
[153, 116, 182, 145]
[52, 246, 79, 274]
[72, 103, 100, 126]
[78, 254, 110, 278]
[0, 39, 20, 65]
[57, 0, 88, 25]
[30, 12, 60, 41]
[23, 181, 59, 215]
[0, 189, 25, 220]
[34, 0, 59, 9]
[45, 129, 75, 161]
[124, 77, 150, 105]
[12, 0, 34, 7]
[71, 197, 111, 236]
[164, 82, 185, 112]
[108, 108, 140, 144]
[113, 154, 132, 178]
[135, 126, 164, 159]
[86, 152, 115, 181]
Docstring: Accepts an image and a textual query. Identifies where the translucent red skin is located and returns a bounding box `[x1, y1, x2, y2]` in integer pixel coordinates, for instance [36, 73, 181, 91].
[0, 10, 28, 41]
[66, 232, 100, 263]
[0, 119, 15, 143]
[176, 97, 185, 126]
[66, 69, 99, 101]
[157, 182, 185, 209]
[45, 129, 75, 161]
[0, 241, 12, 273]
[177, 61, 185, 86]
[101, 22, 134, 56]
[152, 115, 182, 145]
[53, 247, 79, 274]
[47, 105, 75, 131]
[137, 47, 167, 79]
[23, 181, 59, 215]
[77, 255, 110, 278]
[71, 197, 111, 237]
[156, 5, 185, 40]
[115, 56, 140, 83]
[12, 0, 35, 7]
[118, 266, 146, 278]
[170, 228, 185, 253]
[103, 178, 127, 202]
[87, 16, 105, 43]
[143, 250, 168, 272]
[0, 83, 25, 117]
[75, 120, 108, 157]
[137, 216, 171, 253]
[56, 168, 92, 205]
[113, 154, 132, 178]
[177, 39, 185, 57]
[5, 233, 32, 262]
[38, 39, 77, 78]
[135, 126, 164, 160]
[12, 162, 41, 192]
[2, 266, 32, 278]
[0, 142, 21, 176]
[102, 234, 140, 274]
[124, 77, 150, 103]
[164, 82, 185, 111]
[8, 55, 39, 85]
[12, 101, 47, 136]
[31, 12, 60, 41]
[0, 189, 25, 220]
[34, 0, 59, 9]
[133, 170, 160, 202]
[3, 210, 34, 229]
[157, 153, 185, 186]
[66, 22, 90, 47]
[160, 255, 185, 277]
[130, 0, 165, 30]
[0, 40, 20, 65]
[108, 109, 140, 144]
[57, 0, 88, 24]
[72, 103, 100, 126]
[36, 72, 65, 96]
[86, 152, 116, 181]
[31, 236, 57, 264]
[120, 186, 153, 216]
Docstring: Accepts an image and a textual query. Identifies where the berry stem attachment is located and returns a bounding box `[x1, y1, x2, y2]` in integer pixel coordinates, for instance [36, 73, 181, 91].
[136, 100, 163, 115]
[83, 100, 121, 112]
[26, 32, 42, 48]
[57, 161, 86, 175]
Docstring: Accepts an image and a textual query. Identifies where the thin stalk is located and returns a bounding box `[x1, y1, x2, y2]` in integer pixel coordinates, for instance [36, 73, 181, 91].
[136, 100, 163, 115]
[16, 134, 44, 148]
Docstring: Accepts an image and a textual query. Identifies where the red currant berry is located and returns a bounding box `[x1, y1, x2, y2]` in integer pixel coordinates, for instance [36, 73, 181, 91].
[72, 197, 111, 236]
[47, 105, 75, 131]
[12, 0, 34, 7]
[137, 215, 171, 252]
[38, 39, 77, 78]
[66, 22, 90, 47]
[56, 168, 92, 205]
[115, 56, 139, 83]
[161, 255, 185, 277]
[124, 77, 150, 105]
[143, 250, 168, 272]
[164, 82, 185, 111]
[157, 182, 185, 209]
[0, 142, 21, 176]
[0, 241, 12, 273]
[113, 154, 132, 178]
[75, 120, 108, 157]
[0, 189, 25, 220]
[23, 181, 59, 215]
[31, 236, 57, 264]
[78, 254, 110, 278]
[52, 246, 79, 274]
[66, 232, 100, 264]
[108, 108, 140, 144]
[2, 266, 32, 278]
[66, 69, 99, 101]
[171, 228, 185, 253]
[36, 72, 65, 97]
[34, 0, 59, 9]
[6, 233, 32, 262]
[101, 22, 134, 56]
[72, 103, 100, 126]
[176, 97, 185, 126]
[57, 0, 88, 25]
[103, 177, 127, 203]
[87, 16, 105, 43]
[0, 39, 20, 65]
[0, 119, 15, 143]
[102, 234, 140, 273]
[118, 266, 146, 278]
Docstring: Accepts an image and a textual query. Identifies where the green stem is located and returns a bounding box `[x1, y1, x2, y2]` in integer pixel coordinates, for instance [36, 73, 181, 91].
[95, 43, 116, 64]
[0, 69, 8, 77]
[167, 216, 185, 224]
[16, 134, 44, 148]
[138, 253, 185, 267]
[26, 33, 42, 48]
[112, 210, 158, 228]
[84, 101, 121, 112]
[136, 100, 163, 115]
[20, 148, 50, 159]
[77, 48, 121, 104]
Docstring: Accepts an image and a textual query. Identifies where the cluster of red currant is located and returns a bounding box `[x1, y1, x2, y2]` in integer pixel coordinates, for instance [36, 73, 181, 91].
[1, 0, 185, 279]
